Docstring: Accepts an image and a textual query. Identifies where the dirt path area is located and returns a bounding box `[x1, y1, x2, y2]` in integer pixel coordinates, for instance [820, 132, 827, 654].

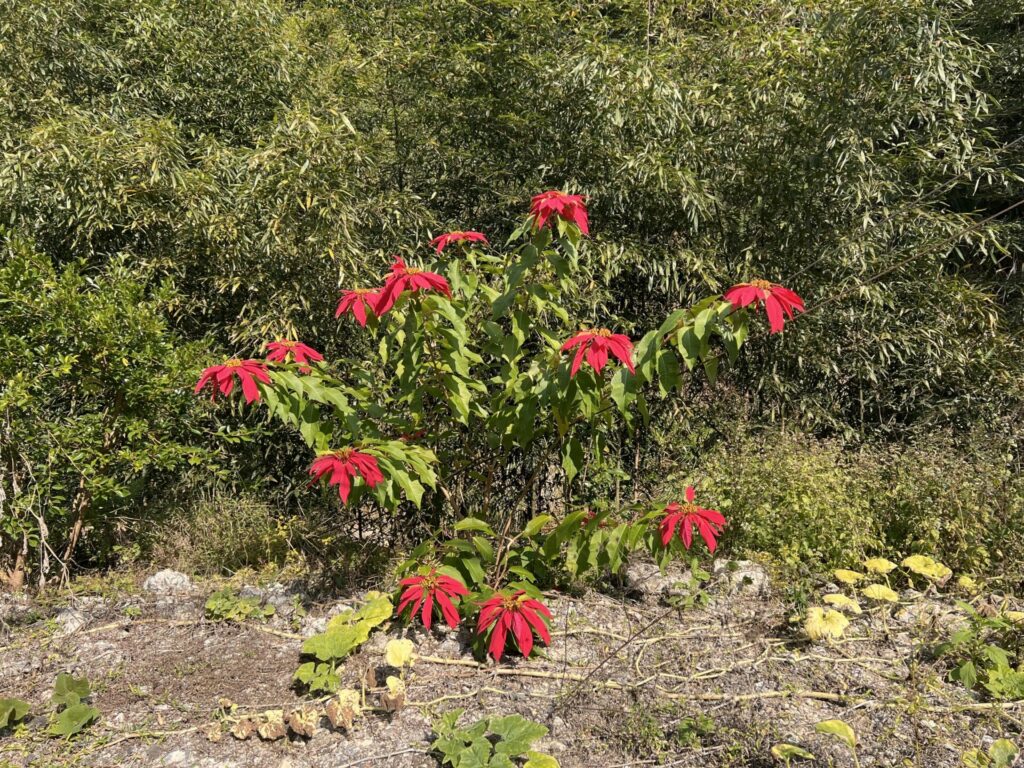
[0, 562, 1017, 767]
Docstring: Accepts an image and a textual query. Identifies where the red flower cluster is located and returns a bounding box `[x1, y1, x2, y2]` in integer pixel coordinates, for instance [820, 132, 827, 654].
[478, 590, 552, 661]
[530, 190, 589, 235]
[561, 329, 635, 377]
[724, 280, 804, 334]
[430, 230, 488, 254]
[375, 257, 452, 315]
[659, 486, 727, 553]
[308, 448, 384, 504]
[336, 289, 380, 327]
[397, 570, 469, 630]
[266, 340, 323, 372]
[194, 359, 270, 404]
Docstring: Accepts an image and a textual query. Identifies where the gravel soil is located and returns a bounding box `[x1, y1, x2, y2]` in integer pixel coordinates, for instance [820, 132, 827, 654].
[0, 562, 1018, 767]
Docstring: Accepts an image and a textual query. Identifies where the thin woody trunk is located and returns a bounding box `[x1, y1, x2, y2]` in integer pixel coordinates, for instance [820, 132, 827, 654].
[62, 475, 90, 568]
[8, 535, 27, 591]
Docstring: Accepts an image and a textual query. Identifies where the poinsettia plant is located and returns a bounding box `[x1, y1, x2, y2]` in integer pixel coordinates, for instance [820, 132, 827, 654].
[196, 189, 803, 660]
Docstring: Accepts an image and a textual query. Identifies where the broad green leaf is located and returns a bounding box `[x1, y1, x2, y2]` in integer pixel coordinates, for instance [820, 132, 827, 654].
[989, 739, 1019, 768]
[771, 743, 815, 762]
[0, 698, 29, 729]
[489, 714, 548, 755]
[522, 514, 552, 538]
[814, 719, 856, 749]
[455, 518, 497, 536]
[51, 674, 90, 708]
[49, 703, 99, 738]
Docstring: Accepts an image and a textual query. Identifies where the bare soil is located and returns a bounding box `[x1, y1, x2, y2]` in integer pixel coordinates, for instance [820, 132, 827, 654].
[0, 562, 1018, 768]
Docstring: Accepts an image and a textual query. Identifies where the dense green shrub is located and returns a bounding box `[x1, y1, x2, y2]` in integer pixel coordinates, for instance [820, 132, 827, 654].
[2, 0, 1022, 583]
[0, 231, 211, 585]
[697, 431, 880, 570]
[693, 425, 1024, 581]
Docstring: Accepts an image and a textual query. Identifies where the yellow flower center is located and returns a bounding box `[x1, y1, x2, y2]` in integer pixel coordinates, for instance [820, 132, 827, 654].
[679, 503, 699, 516]
[225, 359, 243, 368]
[595, 328, 613, 337]
[750, 279, 773, 290]
[278, 340, 296, 348]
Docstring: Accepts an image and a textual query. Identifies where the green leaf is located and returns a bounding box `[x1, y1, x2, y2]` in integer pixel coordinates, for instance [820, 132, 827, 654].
[49, 703, 100, 738]
[989, 739, 1019, 768]
[522, 514, 552, 538]
[51, 674, 90, 708]
[0, 698, 30, 729]
[814, 719, 856, 750]
[489, 714, 548, 755]
[770, 743, 815, 762]
[561, 437, 583, 483]
[455, 518, 497, 536]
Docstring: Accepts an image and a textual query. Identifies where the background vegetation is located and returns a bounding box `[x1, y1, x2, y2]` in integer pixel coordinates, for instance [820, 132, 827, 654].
[1, 0, 1021, 588]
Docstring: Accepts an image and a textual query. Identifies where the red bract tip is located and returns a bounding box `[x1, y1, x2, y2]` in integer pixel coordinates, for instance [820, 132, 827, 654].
[658, 486, 726, 553]
[308, 448, 384, 504]
[430, 230, 489, 254]
[723, 280, 805, 334]
[194, 359, 270, 404]
[477, 590, 552, 662]
[560, 329, 634, 377]
[397, 570, 469, 630]
[336, 289, 380, 327]
[374, 258, 452, 316]
[266, 340, 323, 372]
[529, 190, 589, 236]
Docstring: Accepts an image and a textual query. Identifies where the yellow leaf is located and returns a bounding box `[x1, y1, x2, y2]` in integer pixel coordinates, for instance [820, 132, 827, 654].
[771, 743, 815, 762]
[957, 575, 979, 592]
[824, 594, 862, 614]
[1004, 611, 1024, 625]
[804, 607, 849, 641]
[386, 675, 405, 696]
[834, 569, 864, 585]
[861, 584, 899, 603]
[901, 555, 952, 582]
[815, 719, 856, 749]
[385, 639, 416, 668]
[863, 557, 897, 575]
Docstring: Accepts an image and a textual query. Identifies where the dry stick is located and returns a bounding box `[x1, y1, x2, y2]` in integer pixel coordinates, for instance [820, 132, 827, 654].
[337, 747, 426, 768]
[546, 605, 677, 716]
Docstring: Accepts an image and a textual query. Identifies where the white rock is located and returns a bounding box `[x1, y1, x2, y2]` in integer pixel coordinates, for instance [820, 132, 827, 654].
[713, 559, 771, 597]
[162, 750, 188, 766]
[55, 607, 88, 635]
[143, 569, 192, 595]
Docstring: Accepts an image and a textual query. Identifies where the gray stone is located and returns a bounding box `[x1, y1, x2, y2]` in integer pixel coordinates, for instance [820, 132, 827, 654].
[161, 749, 189, 766]
[713, 559, 771, 597]
[55, 607, 88, 635]
[143, 569, 192, 595]
[623, 561, 682, 595]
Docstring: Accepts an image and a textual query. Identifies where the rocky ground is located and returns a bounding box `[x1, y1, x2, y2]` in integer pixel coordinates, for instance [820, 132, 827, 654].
[0, 560, 1019, 768]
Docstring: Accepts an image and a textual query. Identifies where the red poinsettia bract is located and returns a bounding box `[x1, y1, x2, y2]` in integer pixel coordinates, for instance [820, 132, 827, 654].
[194, 359, 270, 404]
[266, 340, 323, 372]
[398, 570, 469, 630]
[530, 190, 589, 235]
[336, 289, 380, 327]
[659, 486, 727, 553]
[723, 280, 805, 334]
[308, 448, 384, 504]
[430, 230, 489, 254]
[478, 590, 552, 662]
[374, 258, 452, 316]
[560, 329, 635, 377]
